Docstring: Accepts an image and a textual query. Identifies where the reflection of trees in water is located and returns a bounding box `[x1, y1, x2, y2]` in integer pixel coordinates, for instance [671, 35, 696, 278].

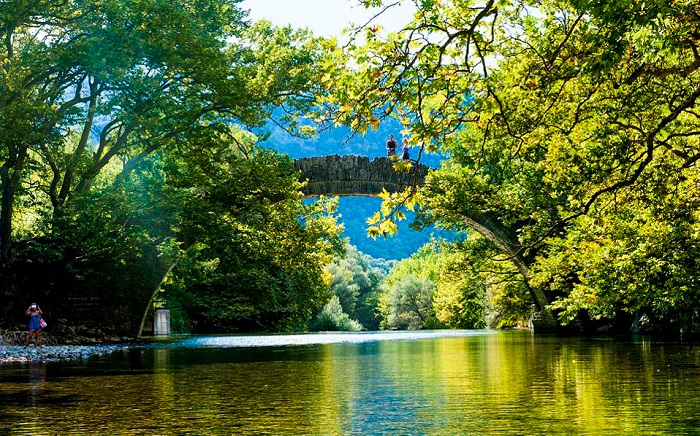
[1, 333, 700, 433]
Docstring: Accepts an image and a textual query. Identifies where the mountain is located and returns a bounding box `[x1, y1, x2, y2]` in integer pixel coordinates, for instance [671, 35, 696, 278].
[262, 117, 443, 167]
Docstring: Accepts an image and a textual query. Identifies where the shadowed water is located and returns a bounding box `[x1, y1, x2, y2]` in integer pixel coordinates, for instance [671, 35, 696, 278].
[2, 330, 700, 434]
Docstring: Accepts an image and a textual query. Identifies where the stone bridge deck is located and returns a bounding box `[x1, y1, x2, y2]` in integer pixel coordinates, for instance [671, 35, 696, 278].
[293, 155, 430, 197]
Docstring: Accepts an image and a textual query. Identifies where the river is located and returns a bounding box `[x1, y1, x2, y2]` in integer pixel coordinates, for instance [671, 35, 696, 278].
[1, 330, 700, 434]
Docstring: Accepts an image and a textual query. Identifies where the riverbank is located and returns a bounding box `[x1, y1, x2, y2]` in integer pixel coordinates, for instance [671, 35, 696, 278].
[0, 343, 130, 363]
[0, 330, 132, 363]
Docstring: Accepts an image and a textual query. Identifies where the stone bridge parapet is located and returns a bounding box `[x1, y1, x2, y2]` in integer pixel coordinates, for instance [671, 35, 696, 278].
[293, 155, 429, 197]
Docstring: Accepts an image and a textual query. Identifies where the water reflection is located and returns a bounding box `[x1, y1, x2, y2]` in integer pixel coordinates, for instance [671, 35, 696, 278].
[29, 362, 46, 406]
[1, 331, 700, 434]
[169, 330, 487, 348]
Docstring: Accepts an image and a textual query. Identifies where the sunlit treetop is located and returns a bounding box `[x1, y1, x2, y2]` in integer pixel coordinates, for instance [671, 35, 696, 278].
[322, 0, 700, 320]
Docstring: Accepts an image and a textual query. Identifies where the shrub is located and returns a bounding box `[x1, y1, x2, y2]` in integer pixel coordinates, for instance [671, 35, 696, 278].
[309, 296, 362, 332]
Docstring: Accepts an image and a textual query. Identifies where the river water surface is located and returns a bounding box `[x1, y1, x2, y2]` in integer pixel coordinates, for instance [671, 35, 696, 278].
[2, 330, 700, 434]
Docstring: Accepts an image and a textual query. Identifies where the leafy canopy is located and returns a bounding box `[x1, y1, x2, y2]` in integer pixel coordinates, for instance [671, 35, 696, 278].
[325, 0, 700, 331]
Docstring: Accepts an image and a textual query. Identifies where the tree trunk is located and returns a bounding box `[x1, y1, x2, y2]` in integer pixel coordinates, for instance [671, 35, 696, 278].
[0, 146, 28, 266]
[0, 168, 14, 266]
[459, 211, 550, 311]
[136, 242, 196, 338]
[55, 83, 98, 211]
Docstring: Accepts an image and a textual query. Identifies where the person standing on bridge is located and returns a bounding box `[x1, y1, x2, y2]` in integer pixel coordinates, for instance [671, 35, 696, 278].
[402, 138, 410, 161]
[386, 134, 398, 157]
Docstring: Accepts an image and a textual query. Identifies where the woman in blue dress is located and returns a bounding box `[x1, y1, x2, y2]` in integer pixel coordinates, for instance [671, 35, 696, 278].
[25, 303, 43, 347]
[401, 138, 410, 161]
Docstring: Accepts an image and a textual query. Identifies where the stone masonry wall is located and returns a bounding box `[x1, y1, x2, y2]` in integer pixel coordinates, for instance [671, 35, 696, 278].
[293, 155, 429, 197]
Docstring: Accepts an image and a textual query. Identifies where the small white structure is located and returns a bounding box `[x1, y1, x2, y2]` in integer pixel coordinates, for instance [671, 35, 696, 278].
[154, 308, 171, 336]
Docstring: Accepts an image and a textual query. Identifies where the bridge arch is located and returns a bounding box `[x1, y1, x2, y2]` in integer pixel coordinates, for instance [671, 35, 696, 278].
[294, 154, 554, 329]
[293, 155, 429, 197]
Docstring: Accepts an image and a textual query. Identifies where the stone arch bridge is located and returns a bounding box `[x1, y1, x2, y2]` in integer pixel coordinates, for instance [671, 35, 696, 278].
[293, 155, 430, 197]
[294, 154, 555, 330]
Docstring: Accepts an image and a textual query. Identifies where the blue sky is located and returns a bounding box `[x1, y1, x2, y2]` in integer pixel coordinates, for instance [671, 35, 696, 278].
[240, 0, 415, 37]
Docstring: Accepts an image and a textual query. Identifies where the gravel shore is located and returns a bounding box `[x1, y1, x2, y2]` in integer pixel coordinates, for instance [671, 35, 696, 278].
[0, 344, 131, 363]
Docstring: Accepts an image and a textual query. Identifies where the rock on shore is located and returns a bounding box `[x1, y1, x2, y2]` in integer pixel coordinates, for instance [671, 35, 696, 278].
[0, 344, 130, 363]
[1, 330, 132, 363]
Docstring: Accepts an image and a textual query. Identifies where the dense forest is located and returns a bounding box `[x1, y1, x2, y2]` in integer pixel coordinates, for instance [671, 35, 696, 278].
[2, 0, 700, 340]
[0, 0, 346, 338]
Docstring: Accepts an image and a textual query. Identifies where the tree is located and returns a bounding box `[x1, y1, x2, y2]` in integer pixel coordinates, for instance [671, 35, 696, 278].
[325, 0, 700, 331]
[1, 0, 338, 336]
[431, 241, 488, 329]
[309, 296, 363, 332]
[381, 275, 437, 330]
[380, 240, 492, 330]
[324, 243, 388, 329]
[156, 142, 344, 333]
[1, 0, 325, 265]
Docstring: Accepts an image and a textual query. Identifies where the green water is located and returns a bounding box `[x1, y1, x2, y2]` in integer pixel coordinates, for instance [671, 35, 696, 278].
[1, 330, 700, 435]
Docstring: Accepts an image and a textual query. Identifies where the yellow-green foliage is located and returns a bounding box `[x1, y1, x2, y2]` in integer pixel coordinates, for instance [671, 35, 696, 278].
[380, 240, 489, 329]
[327, 0, 700, 332]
